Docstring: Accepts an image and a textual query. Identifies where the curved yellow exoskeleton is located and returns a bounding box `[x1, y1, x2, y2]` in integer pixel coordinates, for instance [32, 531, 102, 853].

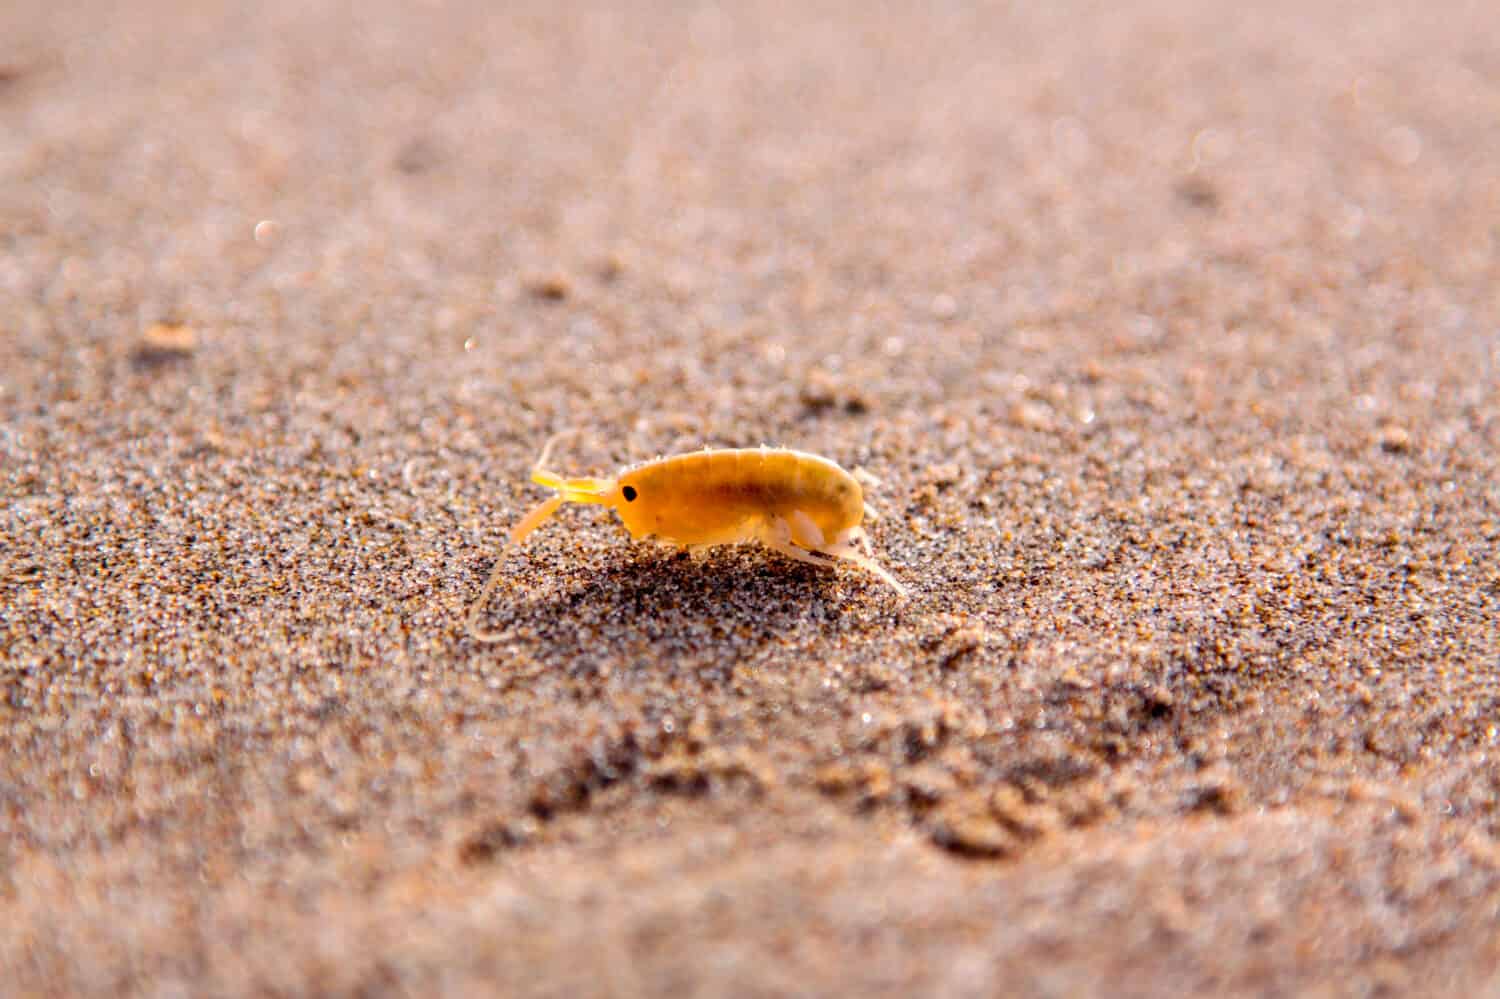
[466, 433, 906, 641]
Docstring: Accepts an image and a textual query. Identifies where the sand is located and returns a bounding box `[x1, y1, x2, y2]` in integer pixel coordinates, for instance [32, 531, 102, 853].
[3, 0, 1499, 994]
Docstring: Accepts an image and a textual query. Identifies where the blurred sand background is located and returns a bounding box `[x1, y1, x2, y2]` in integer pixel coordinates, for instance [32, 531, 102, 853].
[3, 0, 1499, 994]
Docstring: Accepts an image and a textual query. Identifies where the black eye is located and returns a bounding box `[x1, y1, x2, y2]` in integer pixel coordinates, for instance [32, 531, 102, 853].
[621, 485, 638, 502]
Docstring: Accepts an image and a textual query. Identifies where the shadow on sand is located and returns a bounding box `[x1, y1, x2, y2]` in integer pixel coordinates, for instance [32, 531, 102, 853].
[459, 545, 861, 683]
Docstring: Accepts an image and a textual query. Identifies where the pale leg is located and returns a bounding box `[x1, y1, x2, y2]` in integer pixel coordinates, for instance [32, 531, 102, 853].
[823, 526, 908, 597]
[761, 515, 837, 568]
[787, 509, 827, 549]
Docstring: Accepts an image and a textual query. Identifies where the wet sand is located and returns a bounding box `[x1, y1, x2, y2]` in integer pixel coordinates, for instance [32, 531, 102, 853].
[3, 1, 1499, 994]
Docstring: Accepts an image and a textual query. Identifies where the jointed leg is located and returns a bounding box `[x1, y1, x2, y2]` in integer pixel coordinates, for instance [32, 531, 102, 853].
[762, 515, 837, 569]
[823, 526, 908, 597]
[834, 548, 907, 596]
[786, 509, 827, 550]
[761, 515, 905, 596]
[837, 524, 876, 556]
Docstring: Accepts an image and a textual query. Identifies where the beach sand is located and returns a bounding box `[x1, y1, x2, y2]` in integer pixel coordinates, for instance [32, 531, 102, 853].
[3, 1, 1499, 993]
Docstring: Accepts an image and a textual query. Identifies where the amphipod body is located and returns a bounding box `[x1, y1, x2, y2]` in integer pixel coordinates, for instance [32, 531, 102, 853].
[467, 435, 906, 642]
